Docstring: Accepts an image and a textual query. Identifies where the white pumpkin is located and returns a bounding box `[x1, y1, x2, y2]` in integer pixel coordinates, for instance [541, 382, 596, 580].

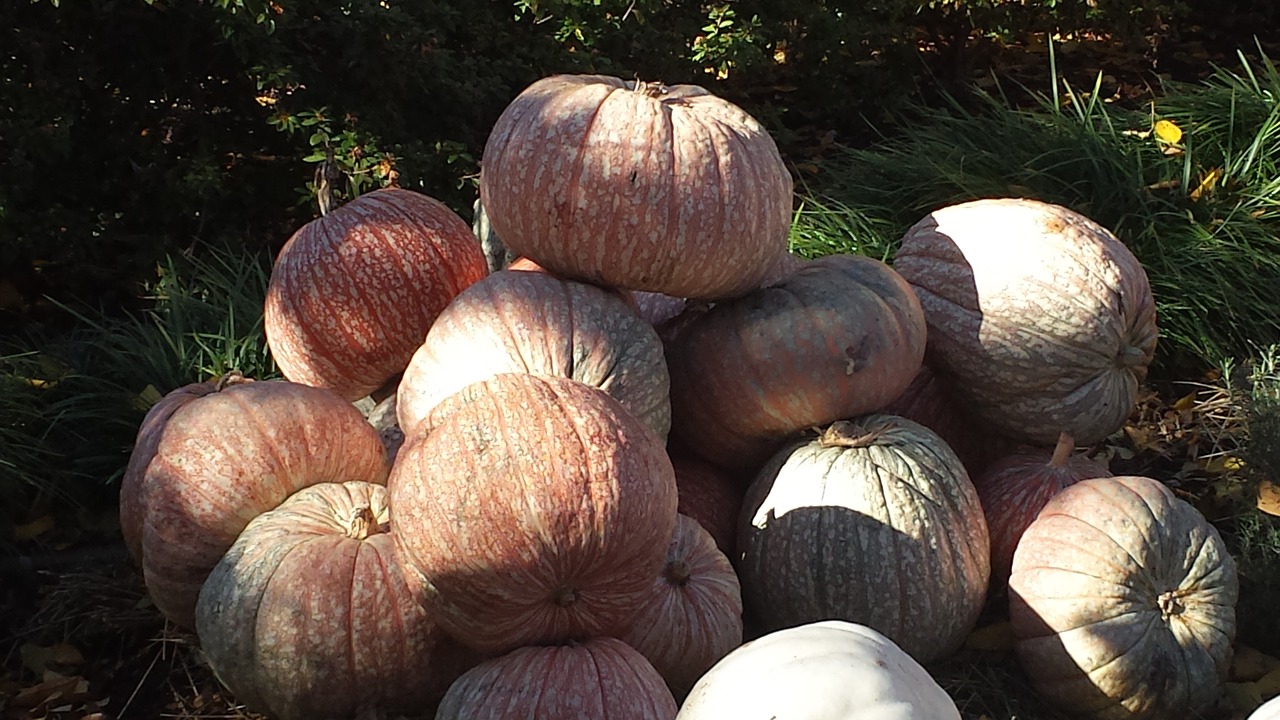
[676, 620, 961, 719]
[1251, 695, 1280, 720]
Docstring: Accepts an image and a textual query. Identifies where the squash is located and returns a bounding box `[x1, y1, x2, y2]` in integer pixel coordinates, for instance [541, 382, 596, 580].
[1251, 695, 1280, 720]
[666, 253, 927, 471]
[737, 416, 989, 664]
[892, 198, 1158, 445]
[617, 514, 744, 699]
[975, 431, 1110, 591]
[669, 449, 744, 557]
[479, 74, 792, 300]
[390, 373, 678, 654]
[1009, 475, 1238, 719]
[880, 363, 1011, 478]
[121, 379, 388, 628]
[436, 637, 677, 720]
[196, 481, 472, 720]
[264, 187, 488, 401]
[396, 268, 670, 442]
[677, 620, 961, 719]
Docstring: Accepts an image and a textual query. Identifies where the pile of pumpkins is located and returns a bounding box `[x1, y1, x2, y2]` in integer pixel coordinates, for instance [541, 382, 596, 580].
[121, 73, 1243, 720]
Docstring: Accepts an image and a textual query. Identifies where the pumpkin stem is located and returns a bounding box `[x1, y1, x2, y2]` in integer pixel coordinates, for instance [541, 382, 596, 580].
[632, 79, 668, 98]
[215, 370, 252, 391]
[1157, 589, 1186, 620]
[1048, 431, 1075, 468]
[553, 587, 579, 608]
[315, 149, 341, 217]
[345, 506, 378, 541]
[818, 420, 887, 449]
[665, 559, 693, 587]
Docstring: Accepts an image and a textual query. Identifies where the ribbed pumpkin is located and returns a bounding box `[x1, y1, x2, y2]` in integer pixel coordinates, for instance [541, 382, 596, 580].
[196, 481, 472, 720]
[880, 363, 1011, 478]
[395, 269, 670, 442]
[737, 416, 989, 664]
[1251, 695, 1280, 720]
[670, 449, 744, 557]
[975, 432, 1111, 591]
[892, 197, 1158, 445]
[436, 637, 678, 720]
[617, 514, 744, 699]
[666, 253, 927, 472]
[390, 373, 678, 654]
[119, 371, 253, 565]
[677, 620, 962, 719]
[121, 379, 389, 628]
[264, 187, 488, 401]
[1009, 475, 1238, 719]
[478, 74, 792, 300]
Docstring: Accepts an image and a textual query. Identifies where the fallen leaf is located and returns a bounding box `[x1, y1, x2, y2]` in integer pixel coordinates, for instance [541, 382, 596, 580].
[964, 621, 1015, 652]
[1191, 167, 1223, 201]
[1225, 681, 1263, 715]
[13, 514, 55, 541]
[1154, 118, 1184, 144]
[1257, 480, 1280, 517]
[1232, 645, 1280, 681]
[1257, 665, 1280, 697]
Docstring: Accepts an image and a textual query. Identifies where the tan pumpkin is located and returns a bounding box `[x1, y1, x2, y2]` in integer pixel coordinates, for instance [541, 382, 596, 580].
[666, 253, 927, 471]
[892, 197, 1158, 445]
[395, 269, 670, 442]
[436, 637, 678, 719]
[975, 431, 1111, 591]
[737, 416, 989, 664]
[390, 373, 678, 654]
[617, 514, 744, 699]
[119, 371, 253, 564]
[1009, 475, 1237, 719]
[121, 379, 389, 627]
[264, 187, 488, 401]
[479, 74, 793, 300]
[195, 481, 473, 720]
[677, 620, 961, 719]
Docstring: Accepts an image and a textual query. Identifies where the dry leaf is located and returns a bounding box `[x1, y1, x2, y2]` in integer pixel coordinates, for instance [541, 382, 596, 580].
[964, 621, 1015, 652]
[1257, 480, 1280, 517]
[1191, 167, 1223, 201]
[1233, 645, 1280, 682]
[1256, 665, 1280, 697]
[12, 514, 55, 541]
[1154, 118, 1184, 144]
[1225, 681, 1264, 715]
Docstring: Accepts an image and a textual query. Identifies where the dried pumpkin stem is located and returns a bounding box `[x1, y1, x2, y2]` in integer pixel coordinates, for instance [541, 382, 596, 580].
[1048, 431, 1075, 468]
[632, 79, 667, 98]
[346, 506, 378, 541]
[665, 559, 693, 587]
[215, 370, 252, 390]
[1157, 589, 1186, 620]
[553, 587, 579, 608]
[818, 420, 886, 449]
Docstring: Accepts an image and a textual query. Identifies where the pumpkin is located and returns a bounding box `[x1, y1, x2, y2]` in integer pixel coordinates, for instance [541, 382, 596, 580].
[1251, 695, 1280, 720]
[666, 253, 927, 472]
[396, 269, 670, 442]
[669, 448, 744, 557]
[478, 74, 792, 300]
[1009, 475, 1238, 719]
[617, 514, 744, 699]
[975, 431, 1111, 592]
[892, 197, 1158, 446]
[436, 637, 678, 720]
[390, 373, 678, 654]
[264, 187, 488, 401]
[879, 363, 1011, 478]
[122, 379, 389, 628]
[195, 481, 472, 720]
[737, 416, 989, 664]
[677, 620, 962, 719]
[119, 371, 253, 565]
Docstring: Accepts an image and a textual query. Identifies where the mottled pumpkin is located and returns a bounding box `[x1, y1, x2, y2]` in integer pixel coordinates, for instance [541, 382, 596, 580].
[479, 74, 793, 300]
[669, 449, 744, 557]
[737, 416, 989, 664]
[667, 253, 927, 472]
[264, 187, 488, 401]
[196, 481, 472, 720]
[893, 198, 1158, 445]
[122, 379, 389, 627]
[396, 269, 670, 442]
[390, 373, 677, 654]
[975, 432, 1111, 591]
[677, 620, 962, 719]
[1009, 475, 1237, 719]
[436, 637, 678, 720]
[617, 514, 744, 699]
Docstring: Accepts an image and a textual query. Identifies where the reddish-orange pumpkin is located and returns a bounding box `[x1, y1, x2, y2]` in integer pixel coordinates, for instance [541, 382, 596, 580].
[666, 253, 927, 471]
[395, 269, 670, 442]
[975, 432, 1111, 591]
[264, 187, 488, 401]
[390, 373, 678, 654]
[617, 514, 744, 699]
[479, 74, 793, 300]
[669, 449, 744, 558]
[195, 481, 474, 720]
[121, 379, 389, 627]
[436, 637, 678, 720]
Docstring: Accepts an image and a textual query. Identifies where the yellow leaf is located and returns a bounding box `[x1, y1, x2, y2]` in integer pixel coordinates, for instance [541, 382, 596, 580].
[13, 515, 55, 541]
[964, 621, 1015, 651]
[1154, 118, 1183, 144]
[1258, 480, 1280, 516]
[1226, 681, 1263, 715]
[1233, 645, 1280, 682]
[1172, 391, 1198, 413]
[1258, 666, 1280, 697]
[1191, 167, 1223, 201]
[1204, 455, 1247, 474]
